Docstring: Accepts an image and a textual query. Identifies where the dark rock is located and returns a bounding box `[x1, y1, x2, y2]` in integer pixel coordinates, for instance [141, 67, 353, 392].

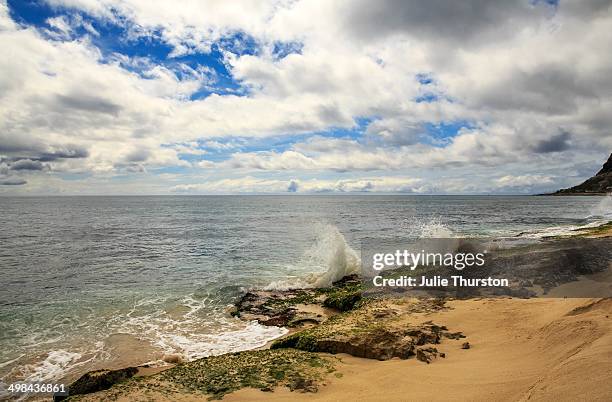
[232, 274, 363, 327]
[461, 342, 470, 349]
[597, 153, 612, 175]
[549, 153, 612, 195]
[69, 367, 138, 395]
[510, 287, 536, 299]
[288, 314, 325, 327]
[416, 347, 439, 364]
[52, 391, 69, 402]
[272, 320, 459, 363]
[443, 331, 466, 340]
[288, 377, 318, 393]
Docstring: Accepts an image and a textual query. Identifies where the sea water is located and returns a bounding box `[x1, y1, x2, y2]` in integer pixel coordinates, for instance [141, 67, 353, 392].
[0, 195, 610, 392]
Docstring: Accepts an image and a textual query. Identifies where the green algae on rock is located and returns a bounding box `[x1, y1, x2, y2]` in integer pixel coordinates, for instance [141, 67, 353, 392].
[272, 298, 463, 362]
[70, 349, 337, 401]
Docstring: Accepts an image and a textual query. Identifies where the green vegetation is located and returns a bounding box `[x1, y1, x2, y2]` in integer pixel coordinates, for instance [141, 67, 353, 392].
[322, 288, 362, 311]
[272, 299, 393, 352]
[72, 349, 336, 401]
[158, 349, 335, 399]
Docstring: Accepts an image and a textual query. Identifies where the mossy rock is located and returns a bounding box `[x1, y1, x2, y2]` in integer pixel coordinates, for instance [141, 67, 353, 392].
[323, 289, 362, 311]
[271, 299, 459, 361]
[158, 349, 335, 399]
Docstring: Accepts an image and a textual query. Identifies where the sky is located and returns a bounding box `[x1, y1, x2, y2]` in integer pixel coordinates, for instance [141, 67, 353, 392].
[0, 0, 611, 195]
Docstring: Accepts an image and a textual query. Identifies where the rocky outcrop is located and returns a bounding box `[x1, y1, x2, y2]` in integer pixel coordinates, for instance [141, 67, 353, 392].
[71, 349, 337, 401]
[231, 274, 362, 327]
[551, 153, 612, 195]
[68, 367, 138, 396]
[596, 154, 612, 176]
[271, 299, 464, 363]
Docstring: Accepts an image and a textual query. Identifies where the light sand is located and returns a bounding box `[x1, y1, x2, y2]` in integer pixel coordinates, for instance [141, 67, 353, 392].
[226, 297, 612, 402]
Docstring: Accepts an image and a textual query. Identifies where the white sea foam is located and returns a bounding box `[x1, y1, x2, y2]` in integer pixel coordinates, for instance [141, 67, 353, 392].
[416, 218, 455, 238]
[265, 223, 360, 290]
[20, 350, 85, 383]
[516, 221, 604, 239]
[588, 193, 612, 219]
[153, 321, 287, 361]
[101, 294, 287, 367]
[518, 195, 611, 239]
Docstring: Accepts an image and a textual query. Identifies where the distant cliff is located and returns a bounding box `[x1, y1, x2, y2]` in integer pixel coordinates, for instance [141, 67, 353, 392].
[550, 153, 612, 195]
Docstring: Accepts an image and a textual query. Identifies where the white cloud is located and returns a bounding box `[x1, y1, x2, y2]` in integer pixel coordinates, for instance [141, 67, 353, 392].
[171, 175, 424, 194]
[1, 0, 611, 193]
[495, 174, 555, 188]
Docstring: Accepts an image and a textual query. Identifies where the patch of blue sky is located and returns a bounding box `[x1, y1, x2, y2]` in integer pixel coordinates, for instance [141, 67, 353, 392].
[415, 73, 434, 85]
[200, 116, 369, 152]
[7, 0, 54, 26]
[325, 116, 372, 140]
[217, 31, 260, 56]
[165, 115, 373, 166]
[7, 1, 250, 98]
[152, 166, 192, 175]
[531, 0, 559, 8]
[424, 120, 475, 146]
[415, 93, 439, 103]
[272, 40, 303, 60]
[58, 172, 92, 181]
[91, 26, 245, 97]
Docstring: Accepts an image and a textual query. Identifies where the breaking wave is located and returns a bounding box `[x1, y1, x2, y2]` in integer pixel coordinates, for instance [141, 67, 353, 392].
[265, 223, 360, 290]
[588, 193, 612, 220]
[415, 218, 455, 238]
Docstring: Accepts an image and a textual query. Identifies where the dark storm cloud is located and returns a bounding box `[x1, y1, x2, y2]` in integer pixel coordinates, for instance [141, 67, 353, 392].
[10, 159, 45, 171]
[0, 145, 89, 163]
[0, 177, 27, 185]
[533, 131, 572, 153]
[38, 147, 89, 161]
[55, 93, 121, 116]
[125, 148, 150, 162]
[473, 64, 599, 114]
[343, 0, 552, 45]
[0, 135, 42, 154]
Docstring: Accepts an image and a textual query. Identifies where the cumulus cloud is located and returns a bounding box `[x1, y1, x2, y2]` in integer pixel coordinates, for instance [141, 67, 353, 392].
[1, 0, 611, 193]
[494, 174, 558, 193]
[171, 176, 424, 194]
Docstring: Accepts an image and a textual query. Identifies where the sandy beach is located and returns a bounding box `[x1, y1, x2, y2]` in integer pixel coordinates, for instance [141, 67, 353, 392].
[71, 295, 612, 401]
[228, 297, 612, 402]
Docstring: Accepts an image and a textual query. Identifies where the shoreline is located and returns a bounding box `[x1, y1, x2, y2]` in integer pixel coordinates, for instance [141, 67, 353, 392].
[68, 295, 612, 402]
[59, 220, 612, 401]
[536, 192, 610, 196]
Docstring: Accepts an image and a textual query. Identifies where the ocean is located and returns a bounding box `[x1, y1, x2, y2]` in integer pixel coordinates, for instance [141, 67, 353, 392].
[1, 195, 610, 393]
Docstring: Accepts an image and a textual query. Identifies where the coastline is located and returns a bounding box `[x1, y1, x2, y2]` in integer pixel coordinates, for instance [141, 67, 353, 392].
[537, 192, 609, 196]
[60, 220, 612, 401]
